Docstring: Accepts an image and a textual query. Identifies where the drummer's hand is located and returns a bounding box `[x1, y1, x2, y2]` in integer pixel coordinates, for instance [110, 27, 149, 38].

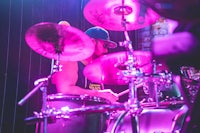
[97, 89, 119, 103]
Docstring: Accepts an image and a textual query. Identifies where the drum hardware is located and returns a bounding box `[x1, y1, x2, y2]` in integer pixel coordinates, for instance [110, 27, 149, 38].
[32, 106, 71, 120]
[116, 3, 144, 132]
[24, 106, 71, 125]
[140, 97, 185, 109]
[124, 78, 143, 133]
[67, 103, 126, 115]
[18, 60, 62, 133]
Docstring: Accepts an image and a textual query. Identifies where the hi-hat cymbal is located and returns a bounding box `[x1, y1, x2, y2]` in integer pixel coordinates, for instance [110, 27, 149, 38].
[83, 0, 160, 31]
[25, 22, 95, 61]
[83, 51, 152, 85]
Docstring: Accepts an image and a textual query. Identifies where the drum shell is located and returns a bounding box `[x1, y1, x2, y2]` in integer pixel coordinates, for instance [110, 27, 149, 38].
[138, 79, 182, 108]
[37, 93, 110, 133]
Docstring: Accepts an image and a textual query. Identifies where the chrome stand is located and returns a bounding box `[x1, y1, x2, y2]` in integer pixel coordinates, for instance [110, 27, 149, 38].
[111, 1, 144, 132]
[18, 56, 62, 133]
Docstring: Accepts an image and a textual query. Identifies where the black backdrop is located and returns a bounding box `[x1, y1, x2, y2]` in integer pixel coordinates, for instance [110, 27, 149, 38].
[0, 0, 143, 132]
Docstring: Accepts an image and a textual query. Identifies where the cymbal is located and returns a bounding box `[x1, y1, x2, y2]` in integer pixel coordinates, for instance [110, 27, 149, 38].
[84, 51, 152, 85]
[25, 22, 95, 61]
[83, 0, 160, 31]
[140, 0, 200, 22]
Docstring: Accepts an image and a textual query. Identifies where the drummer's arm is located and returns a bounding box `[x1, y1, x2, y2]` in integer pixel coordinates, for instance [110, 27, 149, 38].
[52, 61, 96, 95]
[52, 61, 118, 102]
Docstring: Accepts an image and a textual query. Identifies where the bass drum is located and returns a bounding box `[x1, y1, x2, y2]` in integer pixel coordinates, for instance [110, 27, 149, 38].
[37, 93, 110, 133]
[106, 105, 188, 133]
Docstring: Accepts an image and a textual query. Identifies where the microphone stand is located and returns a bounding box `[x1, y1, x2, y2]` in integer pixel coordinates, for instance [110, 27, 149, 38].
[18, 54, 62, 133]
[18, 75, 51, 133]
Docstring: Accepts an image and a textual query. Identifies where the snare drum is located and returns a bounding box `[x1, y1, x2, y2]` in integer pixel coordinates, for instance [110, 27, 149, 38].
[106, 105, 188, 133]
[37, 93, 111, 133]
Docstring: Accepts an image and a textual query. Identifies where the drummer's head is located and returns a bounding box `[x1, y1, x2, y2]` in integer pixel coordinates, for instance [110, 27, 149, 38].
[85, 26, 117, 57]
[58, 20, 71, 26]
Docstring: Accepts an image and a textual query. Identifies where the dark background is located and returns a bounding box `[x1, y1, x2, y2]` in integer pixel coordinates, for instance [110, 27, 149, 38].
[0, 0, 152, 132]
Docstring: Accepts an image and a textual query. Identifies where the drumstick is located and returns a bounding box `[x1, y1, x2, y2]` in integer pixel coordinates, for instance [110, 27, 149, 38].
[117, 83, 144, 97]
[117, 89, 129, 97]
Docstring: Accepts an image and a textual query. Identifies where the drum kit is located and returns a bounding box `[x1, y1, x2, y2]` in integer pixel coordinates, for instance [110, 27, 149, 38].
[18, 0, 188, 133]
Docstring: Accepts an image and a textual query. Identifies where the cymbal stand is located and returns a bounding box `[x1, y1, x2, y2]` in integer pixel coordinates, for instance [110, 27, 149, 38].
[41, 54, 62, 133]
[152, 60, 159, 107]
[18, 54, 62, 133]
[115, 1, 143, 132]
[147, 60, 162, 108]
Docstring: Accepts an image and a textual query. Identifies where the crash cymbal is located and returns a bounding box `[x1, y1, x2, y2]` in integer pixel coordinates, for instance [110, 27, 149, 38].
[83, 0, 160, 31]
[25, 22, 94, 61]
[140, 0, 200, 22]
[84, 51, 152, 85]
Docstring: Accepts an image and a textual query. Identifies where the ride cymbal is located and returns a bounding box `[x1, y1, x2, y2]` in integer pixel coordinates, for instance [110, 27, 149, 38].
[84, 0, 160, 31]
[25, 22, 95, 61]
[84, 51, 152, 85]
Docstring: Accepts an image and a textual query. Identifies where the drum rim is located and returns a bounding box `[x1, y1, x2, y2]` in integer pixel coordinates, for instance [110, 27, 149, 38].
[47, 93, 111, 104]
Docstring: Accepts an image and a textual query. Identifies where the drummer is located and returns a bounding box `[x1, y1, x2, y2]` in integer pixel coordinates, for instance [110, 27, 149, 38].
[52, 26, 118, 133]
[52, 26, 118, 102]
